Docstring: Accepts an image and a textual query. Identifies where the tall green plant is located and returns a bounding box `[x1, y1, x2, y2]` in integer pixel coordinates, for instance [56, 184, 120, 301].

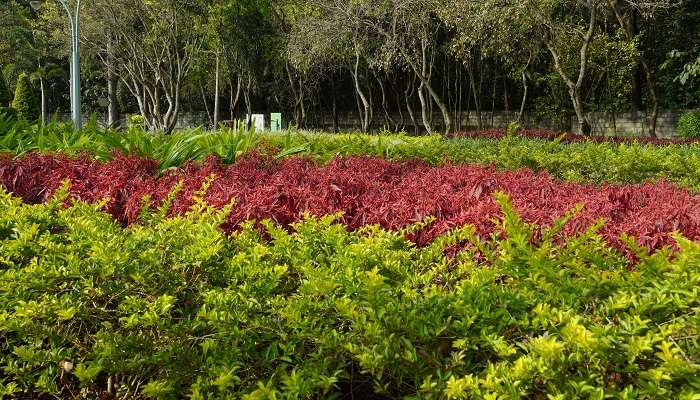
[11, 73, 39, 122]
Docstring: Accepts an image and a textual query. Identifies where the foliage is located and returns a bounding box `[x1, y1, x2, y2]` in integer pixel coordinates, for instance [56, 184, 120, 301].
[452, 128, 700, 145]
[677, 110, 700, 138]
[3, 152, 700, 255]
[0, 68, 10, 106]
[262, 130, 700, 190]
[0, 117, 259, 173]
[0, 186, 698, 398]
[10, 73, 38, 122]
[0, 108, 17, 121]
[3, 118, 700, 189]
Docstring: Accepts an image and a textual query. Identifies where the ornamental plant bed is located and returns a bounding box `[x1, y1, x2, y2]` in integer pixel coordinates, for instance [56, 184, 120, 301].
[0, 188, 698, 398]
[2, 152, 700, 254]
[451, 128, 700, 146]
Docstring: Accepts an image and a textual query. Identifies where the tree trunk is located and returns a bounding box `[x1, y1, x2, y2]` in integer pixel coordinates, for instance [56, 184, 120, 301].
[546, 1, 596, 135]
[375, 72, 395, 130]
[491, 62, 497, 127]
[612, 4, 659, 137]
[418, 81, 431, 134]
[285, 62, 304, 127]
[393, 74, 405, 131]
[299, 76, 307, 128]
[642, 59, 659, 137]
[107, 68, 119, 127]
[401, 37, 452, 135]
[39, 77, 47, 125]
[466, 61, 482, 130]
[244, 77, 253, 129]
[200, 84, 213, 127]
[570, 90, 591, 135]
[213, 50, 220, 129]
[351, 50, 370, 132]
[331, 77, 338, 133]
[405, 75, 418, 135]
[518, 54, 532, 125]
[229, 76, 241, 121]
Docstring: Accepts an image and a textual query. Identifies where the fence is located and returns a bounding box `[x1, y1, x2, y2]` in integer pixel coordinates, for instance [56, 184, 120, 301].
[53, 110, 686, 138]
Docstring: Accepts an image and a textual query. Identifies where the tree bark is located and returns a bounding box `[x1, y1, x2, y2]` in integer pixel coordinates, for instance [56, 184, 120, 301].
[351, 49, 370, 132]
[243, 76, 253, 129]
[298, 76, 307, 128]
[39, 77, 47, 125]
[518, 56, 532, 125]
[107, 67, 119, 127]
[375, 72, 395, 130]
[213, 50, 220, 129]
[418, 81, 431, 133]
[466, 60, 482, 130]
[200, 84, 213, 127]
[491, 62, 497, 127]
[405, 74, 418, 135]
[229, 76, 241, 121]
[331, 77, 338, 132]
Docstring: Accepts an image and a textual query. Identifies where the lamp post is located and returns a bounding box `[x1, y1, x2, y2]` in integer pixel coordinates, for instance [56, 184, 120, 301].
[30, 0, 82, 130]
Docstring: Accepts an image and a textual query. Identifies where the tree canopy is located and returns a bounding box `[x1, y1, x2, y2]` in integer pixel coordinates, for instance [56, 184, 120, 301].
[1, 0, 697, 134]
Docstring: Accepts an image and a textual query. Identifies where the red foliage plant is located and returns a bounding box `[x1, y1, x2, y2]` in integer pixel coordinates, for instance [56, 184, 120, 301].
[451, 128, 700, 146]
[2, 152, 700, 254]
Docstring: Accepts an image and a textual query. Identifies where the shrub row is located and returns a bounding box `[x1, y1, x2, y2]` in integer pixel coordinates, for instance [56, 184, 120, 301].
[2, 152, 700, 254]
[3, 113, 700, 188]
[262, 133, 700, 190]
[449, 128, 700, 145]
[1, 186, 699, 399]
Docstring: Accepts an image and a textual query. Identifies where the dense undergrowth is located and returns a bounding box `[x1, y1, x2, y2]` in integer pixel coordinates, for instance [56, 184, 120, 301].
[2, 152, 700, 254]
[450, 128, 700, 145]
[2, 115, 700, 189]
[0, 185, 698, 399]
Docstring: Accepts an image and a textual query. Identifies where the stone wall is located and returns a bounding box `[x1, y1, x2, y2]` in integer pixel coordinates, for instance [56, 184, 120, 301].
[315, 110, 685, 138]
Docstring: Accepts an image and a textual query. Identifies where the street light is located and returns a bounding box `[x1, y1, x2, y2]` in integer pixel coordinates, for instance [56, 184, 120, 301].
[30, 0, 82, 130]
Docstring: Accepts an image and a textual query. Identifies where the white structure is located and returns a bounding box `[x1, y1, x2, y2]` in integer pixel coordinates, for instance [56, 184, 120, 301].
[248, 114, 265, 130]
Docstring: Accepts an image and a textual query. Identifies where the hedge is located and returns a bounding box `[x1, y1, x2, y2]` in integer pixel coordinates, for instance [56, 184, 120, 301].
[0, 184, 698, 399]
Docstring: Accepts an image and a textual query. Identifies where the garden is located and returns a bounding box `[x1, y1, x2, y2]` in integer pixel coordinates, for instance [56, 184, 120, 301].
[0, 116, 699, 399]
[2, 0, 700, 397]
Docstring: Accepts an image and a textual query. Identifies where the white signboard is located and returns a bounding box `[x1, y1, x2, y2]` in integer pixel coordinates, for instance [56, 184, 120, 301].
[247, 114, 265, 130]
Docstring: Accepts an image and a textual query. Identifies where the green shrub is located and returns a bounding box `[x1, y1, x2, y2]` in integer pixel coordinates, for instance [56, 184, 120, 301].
[4, 126, 700, 189]
[0, 69, 10, 107]
[11, 73, 39, 122]
[0, 184, 698, 399]
[677, 110, 700, 137]
[128, 113, 145, 128]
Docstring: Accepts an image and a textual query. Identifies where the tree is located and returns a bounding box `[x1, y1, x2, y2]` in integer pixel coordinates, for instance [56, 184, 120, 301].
[1, 1, 46, 101]
[439, 0, 543, 126]
[30, 63, 65, 124]
[610, 0, 680, 137]
[12, 72, 39, 121]
[289, 0, 376, 131]
[107, 0, 205, 133]
[357, 0, 453, 134]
